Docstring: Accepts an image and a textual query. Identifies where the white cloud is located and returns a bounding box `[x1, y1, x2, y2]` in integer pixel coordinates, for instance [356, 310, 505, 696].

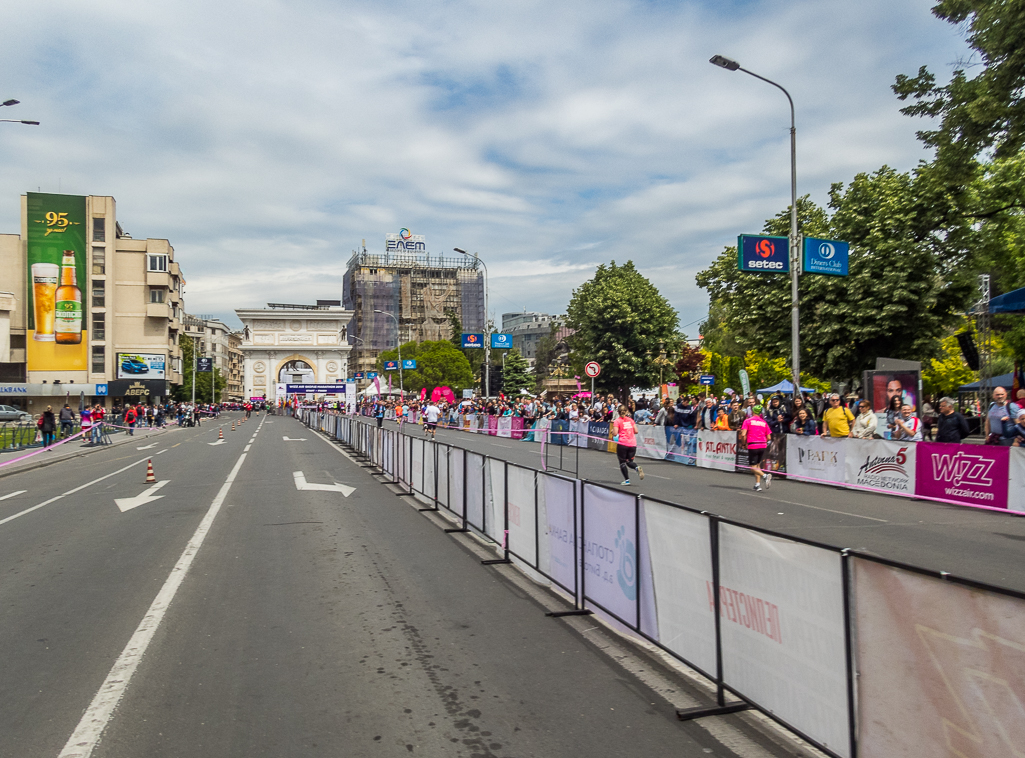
[0, 0, 969, 333]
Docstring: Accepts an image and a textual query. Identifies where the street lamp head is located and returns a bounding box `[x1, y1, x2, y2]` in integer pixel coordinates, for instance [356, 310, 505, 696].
[2, 99, 19, 107]
[709, 54, 740, 71]
[21, 120, 40, 125]
[453, 247, 466, 254]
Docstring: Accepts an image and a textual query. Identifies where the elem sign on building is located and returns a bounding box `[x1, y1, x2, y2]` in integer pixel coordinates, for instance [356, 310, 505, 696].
[25, 193, 88, 371]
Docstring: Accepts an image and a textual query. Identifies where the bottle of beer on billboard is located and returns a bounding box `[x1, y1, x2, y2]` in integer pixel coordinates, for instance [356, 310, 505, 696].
[54, 250, 82, 344]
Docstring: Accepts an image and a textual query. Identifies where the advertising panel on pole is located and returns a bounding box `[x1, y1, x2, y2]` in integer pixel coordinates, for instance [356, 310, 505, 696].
[344, 381, 356, 410]
[402, 359, 417, 370]
[383, 360, 399, 371]
[696, 430, 736, 471]
[802, 237, 849, 276]
[461, 333, 484, 348]
[197, 357, 213, 373]
[116, 352, 166, 380]
[26, 193, 88, 371]
[737, 234, 790, 273]
[853, 557, 1025, 757]
[719, 524, 850, 758]
[582, 484, 639, 625]
[699, 374, 715, 386]
[354, 372, 365, 379]
[915, 441, 1009, 509]
[643, 501, 716, 676]
[490, 333, 513, 349]
[844, 438, 916, 494]
[786, 435, 846, 485]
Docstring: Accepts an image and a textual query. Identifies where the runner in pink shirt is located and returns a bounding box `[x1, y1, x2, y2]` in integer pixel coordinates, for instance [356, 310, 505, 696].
[740, 414, 772, 491]
[613, 405, 644, 485]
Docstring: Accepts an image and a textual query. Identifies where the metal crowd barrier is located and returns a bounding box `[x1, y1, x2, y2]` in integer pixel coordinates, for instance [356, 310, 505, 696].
[301, 409, 1025, 758]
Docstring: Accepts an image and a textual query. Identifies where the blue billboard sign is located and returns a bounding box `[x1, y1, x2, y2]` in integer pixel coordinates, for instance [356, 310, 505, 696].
[737, 235, 789, 273]
[491, 333, 513, 349]
[402, 359, 417, 370]
[461, 333, 484, 349]
[354, 372, 365, 379]
[95, 383, 108, 396]
[699, 374, 715, 386]
[367, 372, 378, 379]
[383, 360, 399, 371]
[285, 383, 344, 394]
[803, 237, 849, 276]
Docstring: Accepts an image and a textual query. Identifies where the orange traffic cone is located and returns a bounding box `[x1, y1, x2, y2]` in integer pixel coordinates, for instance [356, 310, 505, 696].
[146, 459, 156, 483]
[218, 427, 224, 440]
[231, 421, 235, 431]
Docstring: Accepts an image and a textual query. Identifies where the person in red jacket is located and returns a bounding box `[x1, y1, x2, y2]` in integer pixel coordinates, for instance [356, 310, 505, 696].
[124, 404, 137, 436]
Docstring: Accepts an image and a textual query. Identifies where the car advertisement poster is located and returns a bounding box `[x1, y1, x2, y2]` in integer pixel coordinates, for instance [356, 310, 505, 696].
[116, 352, 166, 380]
[26, 193, 88, 371]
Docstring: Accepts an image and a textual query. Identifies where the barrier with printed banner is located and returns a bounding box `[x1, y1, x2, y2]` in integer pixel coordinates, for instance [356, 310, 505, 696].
[915, 441, 1009, 509]
[696, 430, 736, 471]
[844, 438, 916, 494]
[786, 435, 846, 484]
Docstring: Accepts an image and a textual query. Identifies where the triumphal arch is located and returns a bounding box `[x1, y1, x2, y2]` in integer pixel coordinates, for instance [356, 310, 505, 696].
[236, 303, 353, 403]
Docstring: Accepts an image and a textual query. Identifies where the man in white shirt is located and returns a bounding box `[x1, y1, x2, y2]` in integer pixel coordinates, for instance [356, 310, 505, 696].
[893, 404, 923, 442]
[424, 402, 441, 440]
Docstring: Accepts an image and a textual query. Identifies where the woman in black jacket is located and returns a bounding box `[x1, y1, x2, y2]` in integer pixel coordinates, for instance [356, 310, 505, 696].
[764, 396, 791, 435]
[40, 405, 57, 449]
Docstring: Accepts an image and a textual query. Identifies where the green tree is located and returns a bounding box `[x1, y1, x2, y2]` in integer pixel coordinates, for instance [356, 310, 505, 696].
[173, 335, 227, 403]
[566, 261, 678, 398]
[378, 340, 474, 394]
[501, 349, 533, 396]
[923, 331, 978, 398]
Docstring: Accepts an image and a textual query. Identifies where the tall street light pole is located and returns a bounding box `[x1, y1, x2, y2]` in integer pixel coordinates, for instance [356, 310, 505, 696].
[710, 54, 801, 394]
[374, 309, 403, 399]
[454, 248, 489, 397]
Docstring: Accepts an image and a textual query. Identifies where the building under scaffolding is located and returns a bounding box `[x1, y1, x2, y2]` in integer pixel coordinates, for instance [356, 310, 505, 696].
[343, 234, 485, 374]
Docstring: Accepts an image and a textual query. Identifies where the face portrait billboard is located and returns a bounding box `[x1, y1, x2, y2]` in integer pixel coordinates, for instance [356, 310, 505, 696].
[26, 193, 88, 371]
[864, 370, 920, 415]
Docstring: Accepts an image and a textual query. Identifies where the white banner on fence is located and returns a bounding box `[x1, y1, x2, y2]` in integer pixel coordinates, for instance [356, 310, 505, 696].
[1008, 447, 1025, 513]
[786, 435, 847, 484]
[542, 474, 578, 595]
[423, 439, 436, 499]
[696, 430, 736, 471]
[497, 416, 513, 438]
[570, 420, 588, 447]
[410, 437, 424, 492]
[636, 426, 666, 461]
[718, 524, 850, 758]
[582, 484, 638, 625]
[854, 557, 1025, 758]
[485, 458, 505, 543]
[436, 444, 449, 508]
[844, 437, 916, 494]
[533, 417, 550, 444]
[643, 501, 716, 676]
[446, 447, 463, 516]
[465, 452, 485, 531]
[507, 466, 536, 565]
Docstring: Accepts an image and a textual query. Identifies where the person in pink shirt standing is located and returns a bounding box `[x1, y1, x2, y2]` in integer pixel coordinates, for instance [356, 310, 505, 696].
[613, 404, 644, 485]
[740, 413, 772, 491]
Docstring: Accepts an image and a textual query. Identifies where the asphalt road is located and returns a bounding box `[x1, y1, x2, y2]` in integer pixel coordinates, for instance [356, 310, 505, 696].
[390, 419, 1025, 593]
[0, 412, 798, 758]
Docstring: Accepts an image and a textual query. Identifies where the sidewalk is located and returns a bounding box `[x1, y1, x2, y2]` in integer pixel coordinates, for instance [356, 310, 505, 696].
[0, 425, 176, 480]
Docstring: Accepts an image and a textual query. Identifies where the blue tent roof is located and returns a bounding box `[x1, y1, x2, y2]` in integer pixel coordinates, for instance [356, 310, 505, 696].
[989, 287, 1025, 314]
[957, 372, 1014, 392]
[756, 379, 815, 394]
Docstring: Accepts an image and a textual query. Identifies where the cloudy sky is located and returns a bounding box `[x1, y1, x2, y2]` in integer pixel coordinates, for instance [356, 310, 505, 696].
[0, 0, 967, 333]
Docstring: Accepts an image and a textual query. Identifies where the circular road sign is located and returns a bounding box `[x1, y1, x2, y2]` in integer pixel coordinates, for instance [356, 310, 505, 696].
[584, 361, 601, 378]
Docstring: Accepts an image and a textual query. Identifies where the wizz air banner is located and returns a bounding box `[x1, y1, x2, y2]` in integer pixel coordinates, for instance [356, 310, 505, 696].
[915, 442, 1009, 510]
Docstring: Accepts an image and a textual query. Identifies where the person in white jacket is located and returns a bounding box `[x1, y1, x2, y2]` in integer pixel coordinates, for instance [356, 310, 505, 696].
[850, 400, 878, 439]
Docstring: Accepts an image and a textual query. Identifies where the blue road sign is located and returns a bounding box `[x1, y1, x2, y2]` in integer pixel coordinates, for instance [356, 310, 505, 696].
[461, 333, 484, 349]
[699, 374, 715, 386]
[491, 333, 513, 349]
[737, 235, 790, 273]
[402, 359, 417, 370]
[383, 360, 399, 371]
[803, 237, 849, 276]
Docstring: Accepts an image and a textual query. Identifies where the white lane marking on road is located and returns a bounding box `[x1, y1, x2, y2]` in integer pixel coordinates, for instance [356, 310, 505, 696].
[156, 449, 168, 455]
[282, 436, 305, 441]
[741, 492, 888, 522]
[0, 457, 152, 527]
[136, 443, 157, 450]
[207, 439, 226, 446]
[293, 471, 355, 497]
[649, 475, 672, 480]
[244, 444, 252, 452]
[0, 490, 26, 501]
[115, 480, 170, 513]
[491, 443, 512, 448]
[58, 449, 250, 758]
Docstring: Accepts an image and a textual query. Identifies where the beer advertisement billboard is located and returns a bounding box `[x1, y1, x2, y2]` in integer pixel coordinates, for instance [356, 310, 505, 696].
[26, 193, 87, 371]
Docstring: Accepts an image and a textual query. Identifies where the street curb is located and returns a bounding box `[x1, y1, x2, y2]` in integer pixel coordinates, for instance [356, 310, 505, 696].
[0, 427, 176, 481]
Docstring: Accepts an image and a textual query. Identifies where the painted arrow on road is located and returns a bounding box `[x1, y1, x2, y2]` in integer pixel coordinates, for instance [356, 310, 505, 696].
[115, 480, 170, 513]
[292, 471, 354, 497]
[137, 443, 157, 450]
[208, 439, 226, 446]
[283, 436, 307, 441]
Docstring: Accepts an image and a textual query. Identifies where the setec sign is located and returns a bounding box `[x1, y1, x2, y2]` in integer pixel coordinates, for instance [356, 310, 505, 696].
[383, 360, 399, 371]
[803, 237, 849, 276]
[737, 235, 790, 273]
[461, 333, 484, 349]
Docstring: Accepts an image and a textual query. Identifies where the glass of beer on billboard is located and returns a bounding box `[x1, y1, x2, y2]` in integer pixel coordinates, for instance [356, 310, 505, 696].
[31, 262, 59, 342]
